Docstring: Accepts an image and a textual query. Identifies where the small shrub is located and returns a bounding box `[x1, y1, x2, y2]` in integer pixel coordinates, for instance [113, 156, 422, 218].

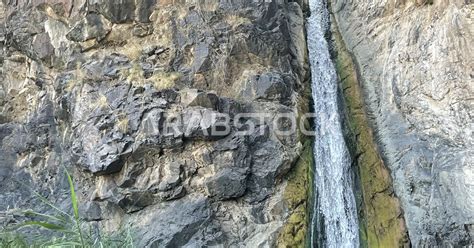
[116, 114, 130, 133]
[121, 42, 142, 62]
[148, 71, 181, 90]
[120, 62, 180, 91]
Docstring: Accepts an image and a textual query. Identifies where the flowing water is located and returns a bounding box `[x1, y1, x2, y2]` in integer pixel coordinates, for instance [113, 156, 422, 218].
[306, 0, 360, 247]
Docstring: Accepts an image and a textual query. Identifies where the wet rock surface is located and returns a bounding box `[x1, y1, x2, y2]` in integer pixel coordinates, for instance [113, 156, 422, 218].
[330, 0, 474, 246]
[0, 0, 310, 246]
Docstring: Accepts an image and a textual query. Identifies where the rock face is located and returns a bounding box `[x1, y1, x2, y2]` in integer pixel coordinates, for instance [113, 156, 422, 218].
[0, 0, 311, 246]
[331, 20, 409, 247]
[330, 0, 473, 246]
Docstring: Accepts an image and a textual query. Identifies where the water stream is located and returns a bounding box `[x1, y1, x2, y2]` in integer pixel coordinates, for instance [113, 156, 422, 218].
[306, 0, 360, 247]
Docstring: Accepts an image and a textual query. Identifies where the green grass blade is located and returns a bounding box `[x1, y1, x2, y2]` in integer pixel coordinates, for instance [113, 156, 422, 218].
[16, 221, 66, 231]
[22, 210, 67, 224]
[45, 241, 82, 247]
[125, 227, 135, 248]
[65, 170, 79, 220]
[0, 232, 28, 248]
[14, 180, 71, 218]
[64, 168, 85, 247]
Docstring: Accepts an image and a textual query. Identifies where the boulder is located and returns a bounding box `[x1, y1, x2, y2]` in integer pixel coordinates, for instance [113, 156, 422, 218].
[32, 33, 54, 62]
[117, 190, 155, 213]
[240, 72, 290, 101]
[88, 0, 135, 23]
[130, 195, 213, 247]
[205, 168, 247, 200]
[180, 88, 219, 110]
[135, 0, 156, 23]
[66, 13, 111, 42]
[158, 161, 182, 192]
[87, 141, 127, 174]
[192, 42, 211, 72]
[182, 108, 229, 139]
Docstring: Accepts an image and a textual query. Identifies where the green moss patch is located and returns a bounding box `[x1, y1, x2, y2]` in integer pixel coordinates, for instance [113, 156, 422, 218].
[331, 17, 410, 248]
[277, 140, 314, 248]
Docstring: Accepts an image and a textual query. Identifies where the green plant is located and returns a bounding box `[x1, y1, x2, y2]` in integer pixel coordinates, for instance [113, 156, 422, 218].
[0, 169, 135, 247]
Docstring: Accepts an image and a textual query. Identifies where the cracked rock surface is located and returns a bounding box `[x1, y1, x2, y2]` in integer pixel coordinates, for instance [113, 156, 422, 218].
[330, 0, 473, 246]
[0, 0, 310, 246]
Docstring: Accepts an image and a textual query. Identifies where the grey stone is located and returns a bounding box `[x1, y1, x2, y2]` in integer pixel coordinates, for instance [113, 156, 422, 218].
[250, 140, 289, 187]
[160, 185, 186, 201]
[143, 45, 159, 56]
[158, 161, 182, 192]
[83, 201, 102, 221]
[205, 168, 247, 200]
[66, 13, 112, 42]
[88, 0, 135, 23]
[180, 88, 219, 110]
[240, 72, 290, 102]
[182, 108, 229, 140]
[88, 142, 127, 174]
[192, 42, 210, 73]
[133, 23, 154, 37]
[130, 195, 213, 247]
[114, 156, 148, 188]
[117, 190, 154, 213]
[135, 0, 156, 23]
[0, 0, 310, 246]
[331, 0, 474, 245]
[32, 33, 54, 62]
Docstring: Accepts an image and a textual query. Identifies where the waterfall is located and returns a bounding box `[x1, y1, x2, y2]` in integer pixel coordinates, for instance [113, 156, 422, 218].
[307, 0, 360, 247]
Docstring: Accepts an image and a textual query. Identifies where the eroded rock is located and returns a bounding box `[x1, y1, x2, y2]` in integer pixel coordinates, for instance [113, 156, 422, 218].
[0, 1, 311, 246]
[66, 13, 111, 42]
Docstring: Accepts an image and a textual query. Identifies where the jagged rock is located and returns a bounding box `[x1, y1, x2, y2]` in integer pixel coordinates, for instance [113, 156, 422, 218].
[182, 108, 229, 139]
[0, 1, 311, 246]
[132, 23, 154, 37]
[135, 0, 156, 23]
[160, 185, 186, 201]
[240, 72, 290, 101]
[87, 0, 156, 23]
[87, 141, 127, 174]
[156, 89, 179, 103]
[114, 160, 146, 188]
[205, 168, 247, 200]
[142, 45, 159, 56]
[218, 97, 243, 118]
[137, 108, 164, 143]
[83, 201, 102, 221]
[255, 73, 290, 100]
[204, 135, 251, 200]
[32, 33, 54, 62]
[192, 42, 211, 72]
[77, 54, 131, 82]
[158, 161, 182, 192]
[130, 195, 214, 247]
[180, 88, 219, 110]
[66, 13, 111, 42]
[118, 190, 154, 213]
[251, 140, 290, 187]
[88, 0, 135, 23]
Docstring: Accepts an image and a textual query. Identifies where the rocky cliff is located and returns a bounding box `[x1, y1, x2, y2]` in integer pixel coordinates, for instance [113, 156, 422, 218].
[331, 20, 409, 247]
[0, 0, 312, 246]
[330, 0, 473, 246]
